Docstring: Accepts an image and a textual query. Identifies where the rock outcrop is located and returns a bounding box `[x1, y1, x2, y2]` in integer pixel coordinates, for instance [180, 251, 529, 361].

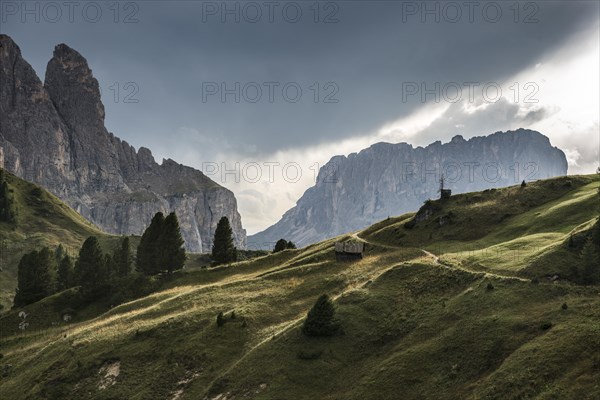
[249, 129, 567, 247]
[0, 35, 246, 252]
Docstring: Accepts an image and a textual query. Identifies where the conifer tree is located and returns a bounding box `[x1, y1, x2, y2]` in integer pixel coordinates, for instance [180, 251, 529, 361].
[273, 239, 288, 253]
[286, 241, 297, 250]
[302, 294, 340, 337]
[13, 248, 56, 307]
[75, 236, 109, 300]
[160, 213, 186, 273]
[137, 212, 165, 275]
[211, 216, 237, 264]
[14, 252, 36, 307]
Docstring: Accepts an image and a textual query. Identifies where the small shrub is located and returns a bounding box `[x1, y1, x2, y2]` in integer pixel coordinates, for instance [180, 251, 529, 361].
[540, 322, 553, 331]
[561, 303, 568, 310]
[531, 277, 540, 285]
[216, 312, 225, 327]
[230, 311, 236, 320]
[486, 282, 495, 291]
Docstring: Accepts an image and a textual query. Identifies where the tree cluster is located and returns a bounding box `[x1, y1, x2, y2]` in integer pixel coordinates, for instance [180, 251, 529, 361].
[273, 239, 296, 253]
[13, 236, 134, 307]
[14, 212, 186, 307]
[137, 212, 186, 275]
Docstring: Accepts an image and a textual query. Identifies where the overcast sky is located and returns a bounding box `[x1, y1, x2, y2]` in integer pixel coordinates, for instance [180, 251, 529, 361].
[2, 0, 599, 233]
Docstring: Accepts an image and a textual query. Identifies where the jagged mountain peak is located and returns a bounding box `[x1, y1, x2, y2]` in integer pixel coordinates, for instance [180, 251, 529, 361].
[0, 35, 246, 252]
[0, 34, 20, 55]
[45, 41, 105, 126]
[52, 43, 88, 65]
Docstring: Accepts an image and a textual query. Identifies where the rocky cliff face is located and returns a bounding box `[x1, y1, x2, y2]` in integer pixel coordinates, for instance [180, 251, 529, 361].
[0, 35, 246, 252]
[249, 129, 567, 247]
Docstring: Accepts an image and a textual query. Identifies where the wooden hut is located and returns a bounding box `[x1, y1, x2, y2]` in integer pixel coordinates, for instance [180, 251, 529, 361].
[335, 241, 364, 261]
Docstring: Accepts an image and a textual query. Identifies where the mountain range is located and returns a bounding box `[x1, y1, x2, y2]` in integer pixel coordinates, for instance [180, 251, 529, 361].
[250, 129, 567, 247]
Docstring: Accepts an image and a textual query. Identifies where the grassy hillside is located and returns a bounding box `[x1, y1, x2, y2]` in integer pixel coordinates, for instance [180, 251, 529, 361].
[0, 174, 599, 399]
[0, 170, 120, 310]
[363, 175, 599, 278]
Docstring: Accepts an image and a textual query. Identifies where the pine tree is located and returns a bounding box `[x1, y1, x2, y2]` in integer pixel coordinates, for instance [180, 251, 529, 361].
[57, 254, 74, 291]
[113, 236, 133, 277]
[75, 236, 109, 300]
[14, 252, 37, 307]
[580, 237, 600, 285]
[286, 241, 297, 250]
[273, 239, 288, 253]
[302, 294, 340, 337]
[13, 248, 56, 307]
[0, 169, 17, 224]
[160, 213, 186, 273]
[137, 212, 165, 275]
[212, 216, 237, 265]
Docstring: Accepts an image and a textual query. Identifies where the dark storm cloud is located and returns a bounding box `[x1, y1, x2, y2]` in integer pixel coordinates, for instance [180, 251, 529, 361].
[1, 0, 597, 159]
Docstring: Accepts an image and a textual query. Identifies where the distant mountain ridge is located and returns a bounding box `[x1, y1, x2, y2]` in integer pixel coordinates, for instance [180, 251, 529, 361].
[0, 35, 246, 252]
[249, 129, 568, 247]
